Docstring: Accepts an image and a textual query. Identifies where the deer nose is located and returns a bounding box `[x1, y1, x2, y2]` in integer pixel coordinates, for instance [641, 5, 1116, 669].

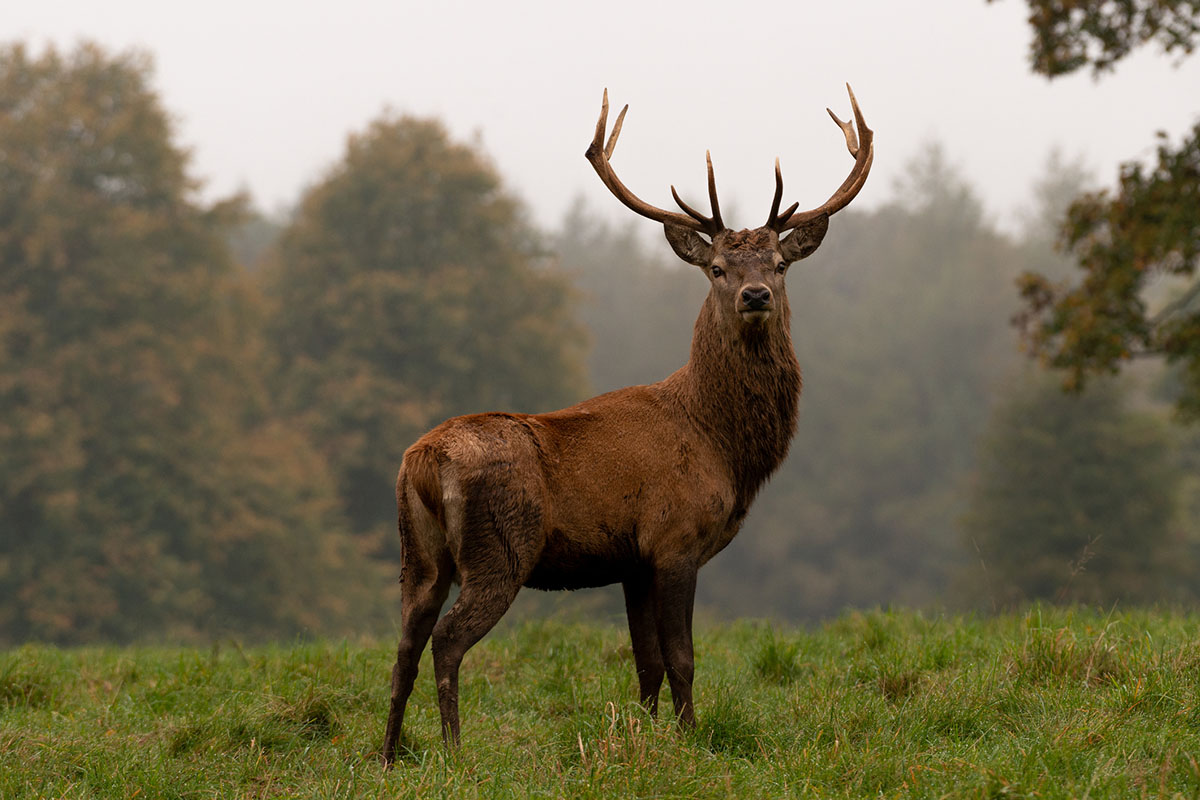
[741, 285, 772, 310]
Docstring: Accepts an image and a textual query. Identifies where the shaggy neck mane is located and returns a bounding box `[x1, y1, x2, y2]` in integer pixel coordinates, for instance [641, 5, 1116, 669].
[665, 293, 801, 507]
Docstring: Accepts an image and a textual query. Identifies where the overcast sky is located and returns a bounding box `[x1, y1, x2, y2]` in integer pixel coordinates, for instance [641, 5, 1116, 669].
[9, 0, 1199, 234]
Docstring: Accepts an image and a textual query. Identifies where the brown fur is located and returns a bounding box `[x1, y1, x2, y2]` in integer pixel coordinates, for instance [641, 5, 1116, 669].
[405, 444, 444, 530]
[380, 222, 817, 761]
[382, 91, 871, 761]
[720, 227, 776, 250]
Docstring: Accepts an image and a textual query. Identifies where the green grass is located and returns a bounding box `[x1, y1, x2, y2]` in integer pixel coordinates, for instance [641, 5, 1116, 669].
[4, 607, 1200, 798]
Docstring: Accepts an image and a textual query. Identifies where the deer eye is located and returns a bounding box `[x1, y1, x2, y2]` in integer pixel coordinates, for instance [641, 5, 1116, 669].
[710, 265, 725, 278]
[775, 262, 788, 275]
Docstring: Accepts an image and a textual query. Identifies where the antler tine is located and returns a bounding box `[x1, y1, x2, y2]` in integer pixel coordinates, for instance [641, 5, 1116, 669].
[670, 185, 703, 221]
[590, 89, 611, 156]
[584, 90, 723, 236]
[766, 158, 799, 228]
[776, 83, 874, 232]
[670, 151, 724, 232]
[768, 158, 784, 223]
[705, 151, 724, 231]
[827, 108, 858, 158]
[605, 101, 627, 160]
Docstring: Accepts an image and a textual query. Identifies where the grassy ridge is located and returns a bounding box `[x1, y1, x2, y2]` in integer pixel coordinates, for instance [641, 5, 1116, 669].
[3, 608, 1200, 798]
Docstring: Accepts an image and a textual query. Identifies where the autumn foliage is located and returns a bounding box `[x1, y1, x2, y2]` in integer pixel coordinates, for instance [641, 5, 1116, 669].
[0, 43, 584, 644]
[1002, 0, 1200, 415]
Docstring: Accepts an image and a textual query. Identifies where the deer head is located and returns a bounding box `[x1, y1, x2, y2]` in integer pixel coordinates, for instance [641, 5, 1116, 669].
[584, 86, 873, 332]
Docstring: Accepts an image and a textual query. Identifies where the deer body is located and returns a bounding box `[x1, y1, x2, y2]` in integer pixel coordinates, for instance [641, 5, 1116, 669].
[382, 89, 871, 763]
[404, 278, 800, 591]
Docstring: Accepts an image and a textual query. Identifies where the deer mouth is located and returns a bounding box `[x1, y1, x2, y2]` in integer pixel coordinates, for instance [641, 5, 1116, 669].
[739, 309, 772, 323]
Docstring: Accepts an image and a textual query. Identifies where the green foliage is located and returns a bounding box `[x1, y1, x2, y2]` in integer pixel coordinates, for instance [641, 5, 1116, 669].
[963, 376, 1186, 606]
[5, 610, 1200, 797]
[1001, 1, 1200, 418]
[998, 0, 1200, 77]
[0, 42, 371, 645]
[265, 115, 588, 539]
[1018, 124, 1200, 411]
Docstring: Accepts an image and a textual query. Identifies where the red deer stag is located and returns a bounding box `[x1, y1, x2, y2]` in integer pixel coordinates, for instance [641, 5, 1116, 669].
[382, 85, 873, 762]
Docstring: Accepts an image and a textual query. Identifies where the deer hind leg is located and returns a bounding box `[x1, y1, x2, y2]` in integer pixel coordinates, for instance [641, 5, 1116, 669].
[430, 576, 522, 746]
[382, 501, 454, 765]
[430, 475, 543, 745]
[653, 563, 698, 727]
[623, 573, 665, 715]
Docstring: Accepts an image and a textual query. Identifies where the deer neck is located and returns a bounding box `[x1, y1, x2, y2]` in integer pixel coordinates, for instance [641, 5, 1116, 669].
[669, 296, 801, 506]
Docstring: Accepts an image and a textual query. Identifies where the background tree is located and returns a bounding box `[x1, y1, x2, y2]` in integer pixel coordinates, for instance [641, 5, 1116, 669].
[1001, 0, 1200, 77]
[997, 0, 1200, 416]
[264, 116, 588, 550]
[0, 42, 370, 644]
[227, 208, 285, 272]
[962, 375, 1185, 606]
[554, 199, 705, 393]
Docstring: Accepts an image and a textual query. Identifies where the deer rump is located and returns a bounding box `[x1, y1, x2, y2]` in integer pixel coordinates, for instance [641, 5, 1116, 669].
[398, 388, 740, 595]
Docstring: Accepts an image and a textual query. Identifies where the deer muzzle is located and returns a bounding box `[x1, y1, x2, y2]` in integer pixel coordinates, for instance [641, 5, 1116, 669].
[738, 285, 773, 322]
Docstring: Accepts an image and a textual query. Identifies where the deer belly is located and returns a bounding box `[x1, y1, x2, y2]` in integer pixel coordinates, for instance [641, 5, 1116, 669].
[523, 524, 639, 590]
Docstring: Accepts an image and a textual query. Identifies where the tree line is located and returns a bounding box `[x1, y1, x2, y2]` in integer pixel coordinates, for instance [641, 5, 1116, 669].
[0, 42, 584, 644]
[1, 34, 1196, 645]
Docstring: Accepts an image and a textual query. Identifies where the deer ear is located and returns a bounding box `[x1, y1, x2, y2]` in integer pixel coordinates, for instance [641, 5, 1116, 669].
[664, 224, 713, 268]
[779, 214, 830, 263]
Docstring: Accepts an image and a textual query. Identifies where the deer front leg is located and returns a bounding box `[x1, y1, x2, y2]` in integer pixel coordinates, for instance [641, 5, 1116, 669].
[653, 563, 698, 727]
[622, 573, 665, 714]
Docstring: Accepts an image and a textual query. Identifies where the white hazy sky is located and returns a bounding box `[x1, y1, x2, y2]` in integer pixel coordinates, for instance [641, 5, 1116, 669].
[9, 0, 1199, 233]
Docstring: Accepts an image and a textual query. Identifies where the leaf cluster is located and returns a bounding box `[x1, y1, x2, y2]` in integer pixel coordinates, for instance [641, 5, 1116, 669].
[1000, 0, 1200, 76]
[1000, 0, 1200, 417]
[1016, 123, 1200, 413]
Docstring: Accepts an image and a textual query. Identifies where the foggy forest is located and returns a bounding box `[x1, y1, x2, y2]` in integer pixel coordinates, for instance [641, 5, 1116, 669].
[2, 38, 1198, 647]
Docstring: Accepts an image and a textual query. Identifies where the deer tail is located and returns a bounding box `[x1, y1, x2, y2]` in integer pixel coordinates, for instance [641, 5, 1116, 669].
[403, 443, 447, 532]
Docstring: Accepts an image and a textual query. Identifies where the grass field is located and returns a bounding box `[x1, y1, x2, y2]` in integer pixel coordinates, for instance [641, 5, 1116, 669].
[3, 607, 1200, 798]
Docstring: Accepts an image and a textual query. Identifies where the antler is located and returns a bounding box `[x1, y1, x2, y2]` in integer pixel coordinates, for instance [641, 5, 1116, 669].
[768, 84, 874, 232]
[585, 90, 725, 236]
